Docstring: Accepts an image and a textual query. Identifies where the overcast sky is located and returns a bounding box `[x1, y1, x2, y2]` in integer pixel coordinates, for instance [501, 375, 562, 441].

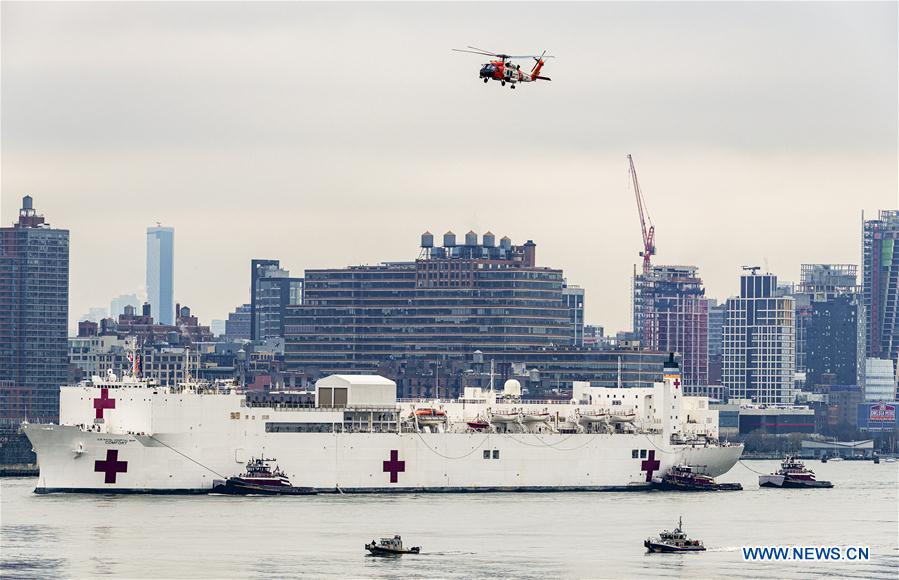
[2, 1, 897, 333]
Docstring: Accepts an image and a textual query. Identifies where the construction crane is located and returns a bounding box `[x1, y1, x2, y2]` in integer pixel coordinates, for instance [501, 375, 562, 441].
[627, 154, 655, 275]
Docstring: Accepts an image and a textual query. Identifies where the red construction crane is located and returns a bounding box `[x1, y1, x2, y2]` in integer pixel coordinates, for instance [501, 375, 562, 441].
[627, 154, 655, 275]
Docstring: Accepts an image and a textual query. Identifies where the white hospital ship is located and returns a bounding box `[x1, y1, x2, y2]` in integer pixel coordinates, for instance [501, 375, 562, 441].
[23, 357, 742, 493]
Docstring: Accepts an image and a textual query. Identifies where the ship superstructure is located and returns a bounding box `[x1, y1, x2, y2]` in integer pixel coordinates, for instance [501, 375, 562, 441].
[24, 356, 742, 493]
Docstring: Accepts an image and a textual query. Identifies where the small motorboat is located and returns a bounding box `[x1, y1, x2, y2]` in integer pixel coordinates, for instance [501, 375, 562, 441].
[365, 535, 420, 556]
[759, 456, 833, 489]
[828, 456, 844, 462]
[652, 464, 742, 491]
[644, 517, 706, 553]
[211, 457, 316, 495]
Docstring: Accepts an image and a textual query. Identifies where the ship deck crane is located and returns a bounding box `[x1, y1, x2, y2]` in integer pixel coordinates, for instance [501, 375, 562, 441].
[627, 154, 655, 275]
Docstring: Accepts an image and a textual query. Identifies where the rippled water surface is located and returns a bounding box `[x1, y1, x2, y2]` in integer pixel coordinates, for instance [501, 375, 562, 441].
[2, 461, 897, 578]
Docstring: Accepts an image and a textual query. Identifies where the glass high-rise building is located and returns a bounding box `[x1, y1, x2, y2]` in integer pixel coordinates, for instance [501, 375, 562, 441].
[146, 225, 174, 325]
[723, 272, 795, 404]
[0, 196, 69, 422]
[250, 259, 303, 340]
[863, 210, 899, 394]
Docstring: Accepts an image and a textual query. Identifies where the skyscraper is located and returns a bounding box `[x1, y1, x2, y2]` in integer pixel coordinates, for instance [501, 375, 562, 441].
[707, 299, 727, 385]
[798, 264, 861, 388]
[0, 196, 70, 422]
[863, 210, 899, 391]
[146, 225, 174, 325]
[633, 265, 709, 386]
[250, 260, 303, 340]
[723, 271, 795, 404]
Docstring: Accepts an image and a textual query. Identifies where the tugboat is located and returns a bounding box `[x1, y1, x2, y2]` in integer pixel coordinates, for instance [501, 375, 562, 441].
[759, 456, 833, 489]
[365, 535, 421, 556]
[211, 457, 316, 495]
[653, 464, 743, 491]
[644, 517, 706, 553]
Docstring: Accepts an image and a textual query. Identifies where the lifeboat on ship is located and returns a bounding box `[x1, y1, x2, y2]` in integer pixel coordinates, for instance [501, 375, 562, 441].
[412, 408, 447, 426]
[577, 411, 608, 424]
[521, 412, 551, 424]
[467, 419, 490, 431]
[609, 412, 637, 424]
[489, 411, 520, 424]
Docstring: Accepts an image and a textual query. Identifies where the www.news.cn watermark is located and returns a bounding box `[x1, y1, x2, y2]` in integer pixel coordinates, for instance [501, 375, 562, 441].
[742, 546, 870, 561]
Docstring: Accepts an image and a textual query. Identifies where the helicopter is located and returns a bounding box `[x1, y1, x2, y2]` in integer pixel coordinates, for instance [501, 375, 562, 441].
[452, 46, 554, 88]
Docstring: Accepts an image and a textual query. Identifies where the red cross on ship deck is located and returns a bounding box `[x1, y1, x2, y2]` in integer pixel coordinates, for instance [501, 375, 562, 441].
[95, 449, 128, 484]
[641, 450, 661, 482]
[383, 450, 405, 483]
[93, 388, 116, 420]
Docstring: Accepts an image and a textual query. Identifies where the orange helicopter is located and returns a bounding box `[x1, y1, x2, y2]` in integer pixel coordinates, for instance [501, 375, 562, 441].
[452, 46, 554, 89]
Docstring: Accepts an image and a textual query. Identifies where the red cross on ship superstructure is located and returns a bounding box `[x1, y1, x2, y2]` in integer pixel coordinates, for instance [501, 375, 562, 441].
[93, 388, 116, 420]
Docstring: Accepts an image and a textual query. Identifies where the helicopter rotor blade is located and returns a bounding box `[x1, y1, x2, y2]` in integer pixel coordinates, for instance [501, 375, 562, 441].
[531, 50, 546, 72]
[452, 48, 497, 56]
[466, 45, 500, 55]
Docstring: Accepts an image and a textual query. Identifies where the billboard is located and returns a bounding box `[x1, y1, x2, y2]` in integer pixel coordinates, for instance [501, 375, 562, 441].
[869, 403, 896, 423]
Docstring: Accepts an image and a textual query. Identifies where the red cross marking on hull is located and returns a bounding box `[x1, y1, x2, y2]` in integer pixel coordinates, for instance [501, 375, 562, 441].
[383, 450, 405, 483]
[95, 449, 128, 484]
[641, 450, 661, 482]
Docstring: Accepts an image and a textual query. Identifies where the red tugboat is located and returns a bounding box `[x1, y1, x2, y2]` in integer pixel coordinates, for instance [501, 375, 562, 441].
[653, 464, 743, 491]
[759, 456, 833, 489]
[211, 457, 316, 495]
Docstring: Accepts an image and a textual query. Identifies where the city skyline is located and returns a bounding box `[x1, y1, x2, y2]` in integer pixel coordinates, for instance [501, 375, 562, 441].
[2, 1, 897, 332]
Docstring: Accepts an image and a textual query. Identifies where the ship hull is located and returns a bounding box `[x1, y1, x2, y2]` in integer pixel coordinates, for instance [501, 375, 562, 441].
[24, 423, 743, 494]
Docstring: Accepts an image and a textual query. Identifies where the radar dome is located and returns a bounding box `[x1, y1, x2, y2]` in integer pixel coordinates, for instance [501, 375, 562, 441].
[503, 379, 522, 397]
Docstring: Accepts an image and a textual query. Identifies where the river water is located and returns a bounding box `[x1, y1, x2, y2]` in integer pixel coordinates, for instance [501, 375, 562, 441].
[1, 460, 897, 579]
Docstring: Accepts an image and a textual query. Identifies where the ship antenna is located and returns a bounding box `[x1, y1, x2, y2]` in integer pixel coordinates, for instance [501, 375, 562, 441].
[184, 346, 192, 384]
[489, 359, 495, 394]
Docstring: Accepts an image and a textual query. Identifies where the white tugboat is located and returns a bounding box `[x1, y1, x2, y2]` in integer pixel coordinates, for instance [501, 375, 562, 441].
[365, 535, 420, 556]
[644, 517, 706, 553]
[759, 456, 833, 489]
